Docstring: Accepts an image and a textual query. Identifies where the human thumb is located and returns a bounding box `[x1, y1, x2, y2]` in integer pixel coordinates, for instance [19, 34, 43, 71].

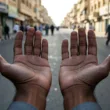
[99, 55, 110, 77]
[0, 55, 9, 73]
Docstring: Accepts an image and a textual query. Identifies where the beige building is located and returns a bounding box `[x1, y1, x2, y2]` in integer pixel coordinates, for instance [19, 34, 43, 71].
[71, 4, 77, 26]
[76, 2, 81, 27]
[39, 5, 54, 25]
[63, 14, 71, 28]
[0, 0, 8, 38]
[18, 0, 37, 25]
[34, 0, 44, 25]
[0, 0, 52, 36]
[78, 0, 90, 29]
[62, 0, 110, 34]
[89, 0, 109, 33]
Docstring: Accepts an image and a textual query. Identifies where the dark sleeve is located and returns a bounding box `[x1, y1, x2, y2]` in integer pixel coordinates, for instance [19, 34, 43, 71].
[106, 26, 108, 33]
[8, 27, 10, 31]
[8, 101, 38, 110]
[72, 102, 102, 110]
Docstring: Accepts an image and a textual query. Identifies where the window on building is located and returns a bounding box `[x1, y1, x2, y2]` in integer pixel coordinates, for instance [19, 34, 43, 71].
[30, 4, 31, 8]
[26, 1, 28, 6]
[91, 6, 93, 12]
[95, 4, 97, 9]
[22, 0, 25, 3]
[103, 0, 105, 5]
[98, 2, 101, 8]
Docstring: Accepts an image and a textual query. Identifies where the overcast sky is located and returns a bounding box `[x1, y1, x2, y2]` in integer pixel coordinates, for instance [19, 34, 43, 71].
[42, 0, 78, 26]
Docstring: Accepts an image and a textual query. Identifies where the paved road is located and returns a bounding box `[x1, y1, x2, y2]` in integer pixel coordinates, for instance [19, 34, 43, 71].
[0, 29, 110, 110]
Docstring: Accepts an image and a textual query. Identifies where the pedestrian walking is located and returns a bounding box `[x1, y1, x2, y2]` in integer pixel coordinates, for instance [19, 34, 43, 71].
[13, 23, 19, 33]
[39, 24, 43, 33]
[4, 24, 10, 40]
[106, 25, 110, 46]
[27, 24, 30, 31]
[72, 24, 75, 30]
[89, 23, 95, 31]
[0, 26, 2, 41]
[45, 24, 49, 36]
[50, 25, 55, 35]
[20, 22, 24, 32]
[34, 25, 37, 31]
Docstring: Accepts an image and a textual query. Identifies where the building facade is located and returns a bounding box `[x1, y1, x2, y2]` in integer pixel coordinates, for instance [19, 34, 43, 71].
[0, 0, 8, 36]
[79, 0, 90, 29]
[0, 0, 51, 38]
[89, 0, 107, 33]
[62, 0, 110, 34]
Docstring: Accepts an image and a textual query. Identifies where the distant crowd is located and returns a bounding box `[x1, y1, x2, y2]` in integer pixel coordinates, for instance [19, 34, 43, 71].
[3, 22, 60, 40]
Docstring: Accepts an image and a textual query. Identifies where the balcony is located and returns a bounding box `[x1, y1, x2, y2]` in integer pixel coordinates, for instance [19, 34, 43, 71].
[89, 12, 100, 21]
[8, 0, 17, 7]
[80, 14, 88, 21]
[89, 14, 94, 20]
[77, 14, 81, 23]
[99, 4, 110, 16]
[80, 0, 88, 12]
[19, 3, 35, 17]
[72, 17, 77, 23]
[93, 12, 99, 17]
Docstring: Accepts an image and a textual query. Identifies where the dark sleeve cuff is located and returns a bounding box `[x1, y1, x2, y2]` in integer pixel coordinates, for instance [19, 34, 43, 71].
[72, 102, 102, 110]
[8, 101, 37, 110]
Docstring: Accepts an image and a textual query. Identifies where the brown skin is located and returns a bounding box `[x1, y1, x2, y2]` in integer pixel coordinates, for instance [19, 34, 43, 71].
[0, 28, 52, 110]
[59, 29, 110, 110]
[0, 28, 110, 110]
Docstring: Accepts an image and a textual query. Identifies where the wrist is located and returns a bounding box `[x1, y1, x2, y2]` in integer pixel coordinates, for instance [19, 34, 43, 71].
[14, 84, 48, 110]
[62, 85, 96, 110]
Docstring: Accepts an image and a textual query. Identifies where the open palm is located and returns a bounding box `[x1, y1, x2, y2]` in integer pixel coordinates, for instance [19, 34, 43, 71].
[0, 28, 52, 92]
[60, 29, 110, 92]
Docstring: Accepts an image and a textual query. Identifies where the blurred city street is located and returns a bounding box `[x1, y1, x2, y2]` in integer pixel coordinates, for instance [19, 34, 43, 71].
[0, 28, 110, 110]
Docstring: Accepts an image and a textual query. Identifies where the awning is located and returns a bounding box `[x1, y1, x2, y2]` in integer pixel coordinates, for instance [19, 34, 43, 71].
[15, 16, 25, 21]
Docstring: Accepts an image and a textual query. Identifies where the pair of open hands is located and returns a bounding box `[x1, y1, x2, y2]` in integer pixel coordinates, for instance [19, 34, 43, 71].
[0, 28, 110, 101]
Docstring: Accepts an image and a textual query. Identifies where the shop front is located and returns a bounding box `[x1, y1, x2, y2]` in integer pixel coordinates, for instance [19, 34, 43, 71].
[7, 5, 18, 33]
[14, 13, 25, 25]
[0, 2, 8, 37]
[99, 4, 110, 33]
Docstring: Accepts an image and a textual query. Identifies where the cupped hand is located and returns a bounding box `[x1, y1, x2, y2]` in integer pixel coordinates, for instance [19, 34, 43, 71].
[0, 28, 52, 94]
[60, 29, 110, 93]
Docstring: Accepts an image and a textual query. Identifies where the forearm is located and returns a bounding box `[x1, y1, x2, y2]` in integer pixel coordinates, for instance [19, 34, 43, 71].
[14, 84, 47, 110]
[63, 85, 97, 110]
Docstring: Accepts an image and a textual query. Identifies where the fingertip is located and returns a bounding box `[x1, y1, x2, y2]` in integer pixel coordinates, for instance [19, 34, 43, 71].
[42, 39, 48, 60]
[16, 31, 23, 39]
[71, 31, 77, 36]
[62, 39, 68, 45]
[28, 27, 35, 31]
[88, 30, 95, 37]
[62, 39, 69, 60]
[42, 39, 48, 44]
[62, 39, 69, 50]
[35, 31, 42, 36]
[78, 28, 85, 32]
[27, 28, 35, 35]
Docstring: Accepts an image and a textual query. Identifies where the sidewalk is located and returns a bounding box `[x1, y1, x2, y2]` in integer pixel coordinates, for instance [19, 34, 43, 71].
[95, 31, 105, 37]
[0, 33, 16, 41]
